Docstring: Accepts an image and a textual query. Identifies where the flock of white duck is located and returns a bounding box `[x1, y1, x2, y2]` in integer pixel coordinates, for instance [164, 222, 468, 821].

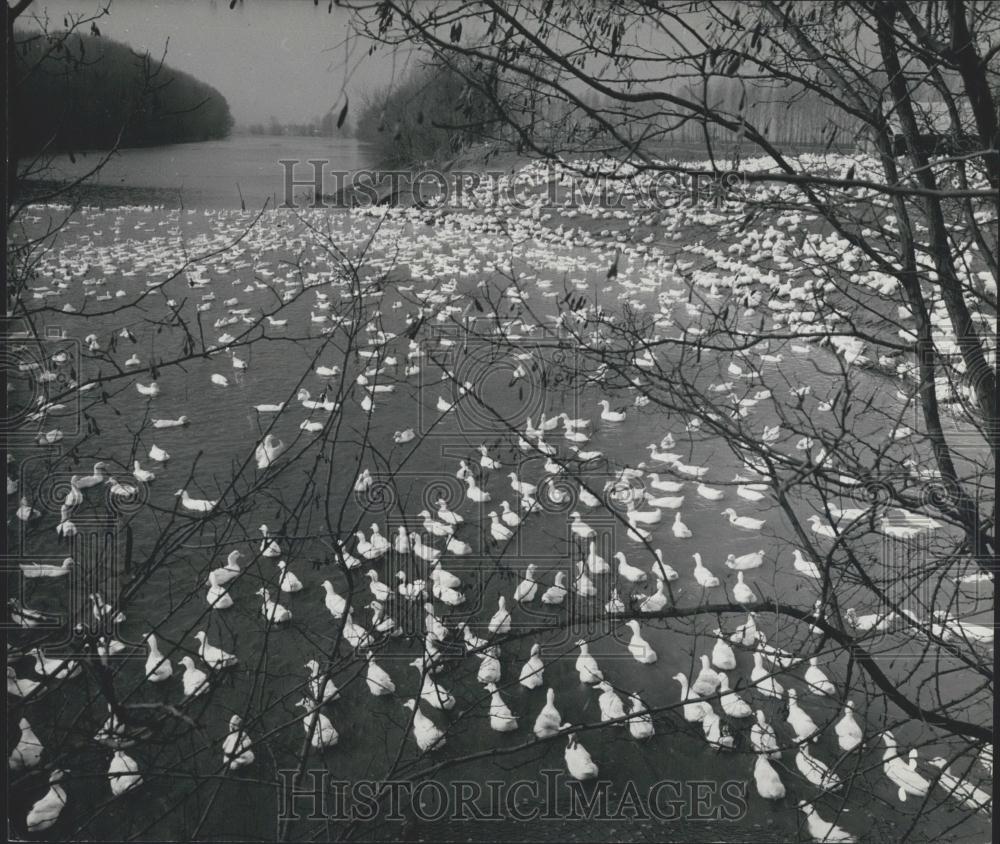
[9, 153, 993, 838]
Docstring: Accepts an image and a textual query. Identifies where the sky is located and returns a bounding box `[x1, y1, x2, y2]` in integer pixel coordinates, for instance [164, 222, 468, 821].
[22, 0, 410, 125]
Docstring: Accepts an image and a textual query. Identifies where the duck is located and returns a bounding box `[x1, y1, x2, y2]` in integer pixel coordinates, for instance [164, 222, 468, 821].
[732, 571, 757, 603]
[514, 564, 539, 602]
[835, 700, 863, 751]
[132, 460, 155, 482]
[648, 473, 684, 492]
[792, 549, 822, 578]
[604, 588, 625, 614]
[807, 514, 838, 539]
[573, 561, 596, 597]
[701, 710, 735, 750]
[295, 699, 339, 749]
[796, 744, 842, 791]
[222, 714, 254, 769]
[653, 550, 679, 581]
[672, 512, 692, 538]
[598, 400, 626, 422]
[31, 648, 81, 680]
[635, 579, 669, 613]
[692, 553, 720, 588]
[179, 656, 210, 698]
[485, 683, 518, 731]
[519, 643, 545, 688]
[340, 609, 372, 650]
[411, 534, 441, 563]
[499, 500, 521, 527]
[574, 639, 603, 684]
[533, 688, 562, 738]
[430, 561, 461, 590]
[395, 571, 426, 601]
[804, 656, 835, 695]
[108, 750, 142, 796]
[75, 461, 108, 489]
[304, 659, 339, 703]
[624, 619, 657, 663]
[672, 672, 712, 722]
[725, 549, 764, 570]
[563, 728, 599, 780]
[569, 511, 596, 539]
[254, 434, 286, 470]
[750, 652, 783, 698]
[276, 561, 302, 593]
[143, 633, 174, 683]
[488, 511, 514, 542]
[136, 380, 160, 397]
[208, 550, 244, 587]
[463, 474, 490, 502]
[411, 660, 455, 710]
[148, 444, 170, 462]
[175, 489, 218, 513]
[614, 552, 646, 583]
[627, 693, 655, 740]
[9, 717, 44, 770]
[369, 523, 391, 555]
[751, 710, 781, 758]
[460, 623, 490, 654]
[25, 769, 67, 831]
[596, 681, 628, 724]
[259, 525, 281, 557]
[757, 633, 803, 669]
[194, 631, 237, 670]
[540, 572, 568, 605]
[20, 557, 74, 579]
[718, 673, 753, 718]
[691, 654, 722, 697]
[786, 688, 820, 742]
[797, 801, 856, 843]
[696, 483, 725, 501]
[151, 415, 189, 428]
[731, 612, 760, 647]
[927, 757, 991, 813]
[488, 596, 511, 636]
[711, 629, 736, 670]
[753, 754, 785, 800]
[881, 731, 930, 802]
[722, 508, 765, 530]
[255, 588, 291, 624]
[478, 444, 501, 469]
[402, 699, 446, 752]
[365, 653, 395, 696]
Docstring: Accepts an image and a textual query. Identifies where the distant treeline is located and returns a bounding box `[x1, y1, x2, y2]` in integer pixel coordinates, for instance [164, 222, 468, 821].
[241, 111, 352, 138]
[13, 30, 233, 154]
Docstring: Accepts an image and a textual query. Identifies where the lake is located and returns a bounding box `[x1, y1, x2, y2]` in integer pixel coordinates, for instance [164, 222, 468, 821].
[26, 135, 376, 210]
[7, 145, 993, 843]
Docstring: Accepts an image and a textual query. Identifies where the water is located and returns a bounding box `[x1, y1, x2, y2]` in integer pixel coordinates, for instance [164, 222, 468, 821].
[7, 156, 993, 843]
[25, 135, 375, 209]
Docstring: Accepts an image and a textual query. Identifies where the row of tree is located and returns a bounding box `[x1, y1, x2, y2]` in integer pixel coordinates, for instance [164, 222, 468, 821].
[13, 29, 233, 156]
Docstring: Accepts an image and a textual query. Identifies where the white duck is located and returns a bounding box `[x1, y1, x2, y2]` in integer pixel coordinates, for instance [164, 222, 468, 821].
[541, 572, 568, 605]
[750, 652, 783, 698]
[796, 744, 842, 791]
[754, 754, 785, 800]
[574, 639, 603, 684]
[402, 699, 446, 752]
[9, 717, 44, 770]
[304, 659, 339, 703]
[786, 688, 820, 742]
[295, 699, 338, 749]
[725, 549, 764, 570]
[179, 656, 210, 698]
[927, 757, 991, 813]
[692, 553, 720, 588]
[722, 508, 765, 530]
[751, 710, 780, 758]
[691, 654, 722, 697]
[653, 549, 679, 581]
[718, 673, 753, 718]
[672, 673, 712, 722]
[711, 630, 736, 670]
[627, 693, 655, 740]
[798, 801, 855, 842]
[488, 596, 511, 635]
[732, 571, 757, 604]
[881, 731, 930, 802]
[259, 525, 281, 558]
[533, 688, 562, 738]
[320, 581, 346, 618]
[835, 700, 863, 751]
[255, 588, 291, 624]
[563, 728, 599, 780]
[804, 657, 835, 695]
[792, 549, 822, 579]
[624, 619, 657, 664]
[366, 654, 395, 696]
[485, 683, 518, 731]
[519, 643, 544, 688]
[222, 714, 254, 769]
[108, 750, 142, 796]
[615, 551, 646, 583]
[25, 769, 67, 831]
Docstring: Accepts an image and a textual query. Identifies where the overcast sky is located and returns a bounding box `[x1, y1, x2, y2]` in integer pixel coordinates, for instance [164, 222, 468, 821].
[25, 0, 410, 124]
